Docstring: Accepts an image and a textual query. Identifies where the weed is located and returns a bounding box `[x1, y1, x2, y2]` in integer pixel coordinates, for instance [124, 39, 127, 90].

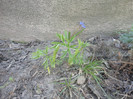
[32, 22, 110, 98]
[119, 25, 133, 48]
[82, 60, 111, 99]
[32, 22, 89, 73]
[55, 75, 84, 98]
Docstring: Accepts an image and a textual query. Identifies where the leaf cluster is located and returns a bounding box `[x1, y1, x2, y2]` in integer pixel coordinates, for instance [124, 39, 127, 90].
[82, 60, 110, 98]
[56, 75, 84, 98]
[119, 26, 133, 47]
[32, 29, 88, 73]
[32, 28, 109, 98]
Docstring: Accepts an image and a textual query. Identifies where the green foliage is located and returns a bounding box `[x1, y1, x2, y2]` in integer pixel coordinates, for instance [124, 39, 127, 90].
[82, 60, 103, 86]
[119, 26, 133, 47]
[9, 77, 14, 82]
[32, 47, 53, 74]
[82, 60, 110, 99]
[32, 49, 46, 59]
[55, 76, 84, 98]
[32, 23, 109, 98]
[68, 39, 88, 65]
[32, 29, 88, 73]
[82, 60, 103, 75]
[52, 30, 88, 66]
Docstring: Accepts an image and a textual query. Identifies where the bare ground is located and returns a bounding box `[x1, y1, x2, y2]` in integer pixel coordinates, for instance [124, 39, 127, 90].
[0, 35, 133, 99]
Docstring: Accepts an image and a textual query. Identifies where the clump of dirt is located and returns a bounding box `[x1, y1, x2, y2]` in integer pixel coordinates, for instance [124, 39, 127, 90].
[0, 35, 133, 99]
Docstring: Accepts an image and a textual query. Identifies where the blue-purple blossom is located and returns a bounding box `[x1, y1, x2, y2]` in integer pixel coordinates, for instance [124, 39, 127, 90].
[80, 22, 86, 28]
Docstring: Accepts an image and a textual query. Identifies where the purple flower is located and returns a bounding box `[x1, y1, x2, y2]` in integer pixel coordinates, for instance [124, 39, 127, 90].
[80, 22, 86, 28]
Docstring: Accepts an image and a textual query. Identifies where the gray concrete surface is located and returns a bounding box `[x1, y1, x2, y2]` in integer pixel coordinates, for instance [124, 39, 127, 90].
[0, 0, 133, 41]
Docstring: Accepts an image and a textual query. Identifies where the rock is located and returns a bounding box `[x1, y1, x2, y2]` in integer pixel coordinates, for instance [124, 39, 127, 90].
[33, 95, 41, 99]
[77, 76, 86, 85]
[9, 43, 21, 50]
[113, 39, 120, 48]
[12, 97, 17, 99]
[88, 37, 95, 42]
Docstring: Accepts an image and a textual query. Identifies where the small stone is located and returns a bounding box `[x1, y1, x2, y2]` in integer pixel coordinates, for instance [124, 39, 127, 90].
[88, 37, 95, 42]
[113, 39, 120, 48]
[77, 76, 86, 85]
[12, 97, 17, 99]
[9, 43, 21, 50]
[33, 95, 41, 99]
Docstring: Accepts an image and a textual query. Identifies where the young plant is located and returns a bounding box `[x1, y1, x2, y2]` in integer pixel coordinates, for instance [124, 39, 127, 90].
[55, 76, 84, 98]
[32, 47, 53, 74]
[119, 25, 133, 48]
[82, 60, 110, 99]
[52, 34, 88, 65]
[32, 22, 88, 73]
[68, 39, 88, 65]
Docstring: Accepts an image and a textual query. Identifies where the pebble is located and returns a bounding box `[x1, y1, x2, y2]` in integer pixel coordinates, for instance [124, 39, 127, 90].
[77, 76, 86, 85]
[113, 39, 120, 48]
[88, 37, 95, 42]
[12, 97, 17, 99]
